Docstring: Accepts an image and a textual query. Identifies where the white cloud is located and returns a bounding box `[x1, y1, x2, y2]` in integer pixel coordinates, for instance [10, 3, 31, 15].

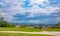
[30, 0, 45, 5]
[0, 0, 60, 23]
[0, 13, 14, 21]
[5, 0, 60, 16]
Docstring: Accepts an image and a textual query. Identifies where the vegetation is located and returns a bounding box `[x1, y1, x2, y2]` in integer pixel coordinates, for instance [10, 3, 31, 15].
[0, 27, 41, 32]
[40, 23, 60, 31]
[0, 17, 15, 27]
[0, 33, 54, 36]
[55, 23, 60, 28]
[45, 28, 60, 31]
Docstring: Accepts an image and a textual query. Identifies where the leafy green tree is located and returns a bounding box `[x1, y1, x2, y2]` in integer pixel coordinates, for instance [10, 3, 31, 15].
[0, 17, 15, 27]
[0, 20, 9, 27]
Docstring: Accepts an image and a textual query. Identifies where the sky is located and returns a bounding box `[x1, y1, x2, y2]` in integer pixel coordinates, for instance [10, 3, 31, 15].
[0, 0, 60, 24]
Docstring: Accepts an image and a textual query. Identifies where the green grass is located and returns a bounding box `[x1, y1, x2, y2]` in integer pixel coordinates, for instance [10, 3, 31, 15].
[0, 33, 54, 36]
[0, 27, 41, 32]
[0, 27, 60, 32]
[45, 28, 60, 31]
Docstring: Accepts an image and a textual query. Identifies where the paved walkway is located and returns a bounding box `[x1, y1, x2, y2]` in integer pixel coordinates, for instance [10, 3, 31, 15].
[0, 31, 60, 36]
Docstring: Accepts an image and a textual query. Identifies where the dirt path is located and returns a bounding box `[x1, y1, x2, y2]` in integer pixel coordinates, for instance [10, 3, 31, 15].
[0, 31, 60, 36]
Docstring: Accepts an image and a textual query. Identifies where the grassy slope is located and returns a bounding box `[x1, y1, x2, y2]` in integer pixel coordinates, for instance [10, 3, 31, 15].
[0, 33, 54, 36]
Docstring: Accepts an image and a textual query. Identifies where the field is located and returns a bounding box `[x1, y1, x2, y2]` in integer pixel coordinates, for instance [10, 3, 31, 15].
[45, 28, 60, 31]
[0, 33, 54, 36]
[0, 27, 60, 32]
[0, 27, 59, 36]
[0, 27, 41, 32]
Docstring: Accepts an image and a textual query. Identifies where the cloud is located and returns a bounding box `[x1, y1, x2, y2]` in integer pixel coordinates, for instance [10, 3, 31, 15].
[11, 20, 41, 24]
[48, 0, 60, 7]
[55, 17, 60, 23]
[30, 0, 45, 4]
[0, 0, 60, 16]
[0, 0, 60, 24]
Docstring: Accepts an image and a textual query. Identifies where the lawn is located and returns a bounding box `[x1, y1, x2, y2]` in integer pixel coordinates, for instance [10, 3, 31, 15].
[0, 33, 54, 36]
[0, 27, 41, 32]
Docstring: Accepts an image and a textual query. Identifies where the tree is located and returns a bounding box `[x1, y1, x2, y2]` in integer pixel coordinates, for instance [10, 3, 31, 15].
[0, 17, 15, 27]
[0, 17, 8, 27]
[0, 20, 9, 27]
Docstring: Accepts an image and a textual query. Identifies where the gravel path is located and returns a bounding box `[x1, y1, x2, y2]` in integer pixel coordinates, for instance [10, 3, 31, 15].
[0, 31, 60, 36]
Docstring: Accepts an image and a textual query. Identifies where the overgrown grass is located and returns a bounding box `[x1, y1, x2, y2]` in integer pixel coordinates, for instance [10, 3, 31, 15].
[0, 33, 54, 36]
[0, 27, 41, 32]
